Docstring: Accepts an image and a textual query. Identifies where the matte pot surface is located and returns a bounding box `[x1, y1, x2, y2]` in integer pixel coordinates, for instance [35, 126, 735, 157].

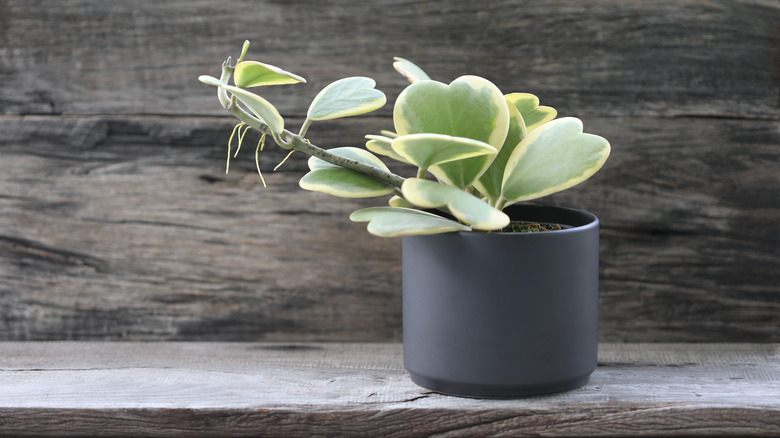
[402, 204, 600, 398]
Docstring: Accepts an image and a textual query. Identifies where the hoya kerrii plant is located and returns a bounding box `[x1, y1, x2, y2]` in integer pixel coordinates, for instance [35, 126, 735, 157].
[199, 41, 610, 237]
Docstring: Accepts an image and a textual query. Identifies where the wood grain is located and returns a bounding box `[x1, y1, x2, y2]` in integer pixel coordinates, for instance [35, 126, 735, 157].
[0, 342, 778, 437]
[2, 114, 778, 341]
[1, 0, 778, 118]
[1, 0, 779, 342]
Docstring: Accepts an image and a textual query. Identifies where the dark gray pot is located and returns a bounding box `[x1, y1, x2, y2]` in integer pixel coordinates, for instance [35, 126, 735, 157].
[402, 204, 599, 398]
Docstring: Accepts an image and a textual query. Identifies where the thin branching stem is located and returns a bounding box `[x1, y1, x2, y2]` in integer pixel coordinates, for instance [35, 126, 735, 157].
[217, 60, 406, 190]
[298, 117, 313, 138]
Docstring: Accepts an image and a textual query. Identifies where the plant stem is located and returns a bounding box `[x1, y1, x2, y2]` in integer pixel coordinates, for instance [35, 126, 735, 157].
[298, 117, 313, 137]
[217, 60, 406, 190]
[494, 196, 507, 211]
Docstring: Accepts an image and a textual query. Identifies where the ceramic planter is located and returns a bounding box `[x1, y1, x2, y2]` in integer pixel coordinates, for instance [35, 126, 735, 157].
[402, 204, 600, 398]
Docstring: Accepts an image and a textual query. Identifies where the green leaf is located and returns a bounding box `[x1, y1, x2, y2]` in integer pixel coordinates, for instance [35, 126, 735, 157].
[234, 61, 306, 88]
[392, 57, 431, 83]
[365, 134, 411, 164]
[391, 133, 497, 171]
[474, 98, 527, 203]
[428, 156, 493, 189]
[505, 93, 557, 132]
[393, 75, 509, 188]
[299, 168, 394, 198]
[198, 75, 285, 135]
[300, 147, 394, 198]
[307, 77, 387, 121]
[393, 75, 510, 150]
[350, 207, 470, 237]
[501, 117, 611, 204]
[402, 178, 509, 230]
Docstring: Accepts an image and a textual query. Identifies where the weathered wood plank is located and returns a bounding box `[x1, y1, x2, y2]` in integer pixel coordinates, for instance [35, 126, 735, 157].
[0, 0, 778, 118]
[1, 114, 779, 342]
[0, 115, 404, 341]
[0, 342, 777, 437]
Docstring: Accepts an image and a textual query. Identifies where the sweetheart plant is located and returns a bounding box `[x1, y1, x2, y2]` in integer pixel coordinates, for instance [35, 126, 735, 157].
[199, 41, 610, 236]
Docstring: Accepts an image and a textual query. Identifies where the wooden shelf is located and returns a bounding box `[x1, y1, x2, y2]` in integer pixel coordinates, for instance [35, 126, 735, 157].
[0, 343, 777, 437]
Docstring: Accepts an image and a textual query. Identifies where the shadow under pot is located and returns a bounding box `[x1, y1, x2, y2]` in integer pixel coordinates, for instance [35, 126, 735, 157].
[402, 204, 600, 398]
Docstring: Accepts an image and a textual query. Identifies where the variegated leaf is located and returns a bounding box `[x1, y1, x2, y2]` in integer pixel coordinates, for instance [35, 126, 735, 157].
[307, 77, 386, 121]
[299, 147, 394, 198]
[350, 207, 470, 237]
[501, 117, 610, 205]
[234, 61, 306, 88]
[402, 178, 509, 230]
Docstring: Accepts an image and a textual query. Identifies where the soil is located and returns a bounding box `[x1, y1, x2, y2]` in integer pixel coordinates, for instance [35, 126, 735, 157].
[499, 221, 563, 233]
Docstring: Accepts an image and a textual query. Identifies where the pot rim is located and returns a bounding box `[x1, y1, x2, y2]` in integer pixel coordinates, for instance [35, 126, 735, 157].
[468, 204, 598, 237]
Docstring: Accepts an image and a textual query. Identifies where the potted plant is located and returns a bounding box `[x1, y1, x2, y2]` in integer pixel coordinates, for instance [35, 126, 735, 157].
[199, 41, 610, 398]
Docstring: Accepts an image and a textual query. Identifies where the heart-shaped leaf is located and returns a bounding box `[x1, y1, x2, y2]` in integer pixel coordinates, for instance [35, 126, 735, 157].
[365, 134, 411, 164]
[393, 75, 510, 150]
[501, 117, 611, 205]
[299, 168, 394, 198]
[307, 77, 386, 121]
[393, 75, 509, 189]
[198, 75, 284, 135]
[390, 133, 497, 171]
[392, 57, 431, 83]
[402, 178, 509, 230]
[299, 147, 394, 198]
[234, 61, 307, 88]
[474, 98, 526, 203]
[350, 207, 470, 237]
[505, 93, 557, 133]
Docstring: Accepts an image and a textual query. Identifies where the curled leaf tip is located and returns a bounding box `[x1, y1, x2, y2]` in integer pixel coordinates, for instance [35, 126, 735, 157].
[198, 75, 224, 86]
[234, 61, 307, 88]
[239, 40, 250, 63]
[392, 57, 431, 83]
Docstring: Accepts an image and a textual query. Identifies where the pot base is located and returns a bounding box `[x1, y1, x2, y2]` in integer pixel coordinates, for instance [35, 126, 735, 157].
[409, 372, 592, 399]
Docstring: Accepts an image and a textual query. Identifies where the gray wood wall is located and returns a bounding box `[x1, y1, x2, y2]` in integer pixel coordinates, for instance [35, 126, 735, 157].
[1, 0, 778, 342]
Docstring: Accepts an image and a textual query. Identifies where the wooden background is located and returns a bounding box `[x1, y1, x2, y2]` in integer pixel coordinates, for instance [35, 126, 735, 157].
[1, 0, 778, 342]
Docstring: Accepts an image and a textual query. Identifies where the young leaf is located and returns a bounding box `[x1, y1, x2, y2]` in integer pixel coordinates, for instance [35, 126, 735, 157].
[501, 117, 611, 205]
[198, 75, 285, 135]
[402, 178, 509, 231]
[234, 61, 307, 88]
[350, 207, 470, 237]
[392, 57, 431, 83]
[307, 77, 387, 121]
[299, 147, 394, 198]
[505, 93, 557, 132]
[390, 133, 497, 170]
